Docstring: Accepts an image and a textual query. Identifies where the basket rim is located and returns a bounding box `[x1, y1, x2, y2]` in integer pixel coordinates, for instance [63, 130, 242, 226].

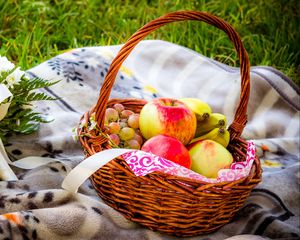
[90, 153, 262, 186]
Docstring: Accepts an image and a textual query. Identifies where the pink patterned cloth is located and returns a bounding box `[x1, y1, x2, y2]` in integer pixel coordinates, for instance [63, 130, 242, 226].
[122, 141, 256, 183]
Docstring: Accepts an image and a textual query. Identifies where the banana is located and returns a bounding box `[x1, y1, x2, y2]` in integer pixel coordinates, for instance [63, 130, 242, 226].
[191, 127, 230, 147]
[195, 113, 227, 137]
[213, 128, 230, 148]
[180, 98, 212, 121]
[191, 127, 219, 143]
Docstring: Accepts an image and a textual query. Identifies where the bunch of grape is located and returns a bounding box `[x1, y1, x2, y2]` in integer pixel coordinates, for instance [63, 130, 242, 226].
[104, 103, 143, 149]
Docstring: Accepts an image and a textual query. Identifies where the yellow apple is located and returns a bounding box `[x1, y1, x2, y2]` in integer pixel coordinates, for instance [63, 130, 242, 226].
[188, 140, 233, 178]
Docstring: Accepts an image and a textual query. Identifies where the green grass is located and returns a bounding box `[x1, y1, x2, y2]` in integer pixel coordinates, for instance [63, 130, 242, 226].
[1, 0, 299, 84]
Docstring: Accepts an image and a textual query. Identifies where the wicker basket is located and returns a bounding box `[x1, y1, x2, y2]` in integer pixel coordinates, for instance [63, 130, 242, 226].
[78, 11, 262, 237]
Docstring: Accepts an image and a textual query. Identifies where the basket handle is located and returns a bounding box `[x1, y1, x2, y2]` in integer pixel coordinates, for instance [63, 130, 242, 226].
[94, 11, 250, 140]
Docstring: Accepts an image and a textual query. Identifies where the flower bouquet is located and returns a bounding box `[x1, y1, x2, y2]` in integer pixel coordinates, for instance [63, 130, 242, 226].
[0, 55, 57, 180]
[0, 56, 57, 140]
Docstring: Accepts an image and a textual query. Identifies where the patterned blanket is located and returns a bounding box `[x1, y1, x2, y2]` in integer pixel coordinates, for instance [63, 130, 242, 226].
[0, 40, 299, 240]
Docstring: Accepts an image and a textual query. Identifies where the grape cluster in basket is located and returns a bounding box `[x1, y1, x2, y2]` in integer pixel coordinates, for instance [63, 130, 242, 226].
[104, 103, 143, 149]
[104, 98, 234, 179]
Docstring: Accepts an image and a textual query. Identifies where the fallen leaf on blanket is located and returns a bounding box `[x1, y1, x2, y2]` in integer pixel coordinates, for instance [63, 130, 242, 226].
[2, 213, 22, 225]
[120, 65, 133, 77]
[262, 159, 282, 168]
[261, 144, 270, 151]
[144, 84, 158, 94]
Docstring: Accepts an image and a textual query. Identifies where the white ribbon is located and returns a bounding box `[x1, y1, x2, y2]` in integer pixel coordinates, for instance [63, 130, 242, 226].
[0, 133, 132, 189]
[0, 83, 15, 180]
[0, 84, 12, 121]
[0, 138, 64, 181]
[0, 138, 18, 180]
[61, 149, 132, 193]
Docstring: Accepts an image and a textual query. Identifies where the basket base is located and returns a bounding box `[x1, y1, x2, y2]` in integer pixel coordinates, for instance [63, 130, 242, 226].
[90, 160, 259, 238]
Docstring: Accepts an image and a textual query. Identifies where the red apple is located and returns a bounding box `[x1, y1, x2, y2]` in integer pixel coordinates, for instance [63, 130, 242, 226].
[139, 98, 196, 145]
[141, 134, 191, 169]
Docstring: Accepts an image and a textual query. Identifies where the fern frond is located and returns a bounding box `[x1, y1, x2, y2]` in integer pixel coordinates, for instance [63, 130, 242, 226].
[25, 92, 57, 102]
[19, 77, 60, 91]
[1, 74, 58, 141]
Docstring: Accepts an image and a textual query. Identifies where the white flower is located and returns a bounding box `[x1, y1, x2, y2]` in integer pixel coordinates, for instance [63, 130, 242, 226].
[71, 127, 79, 141]
[5, 67, 25, 88]
[0, 56, 15, 74]
[88, 112, 97, 130]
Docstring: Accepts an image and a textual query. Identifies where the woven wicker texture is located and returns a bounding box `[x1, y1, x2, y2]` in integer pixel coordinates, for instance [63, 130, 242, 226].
[78, 11, 262, 237]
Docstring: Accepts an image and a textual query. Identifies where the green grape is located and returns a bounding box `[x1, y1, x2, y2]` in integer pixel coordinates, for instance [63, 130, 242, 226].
[127, 114, 140, 129]
[120, 109, 134, 119]
[119, 127, 135, 141]
[125, 139, 140, 150]
[113, 103, 125, 113]
[109, 134, 120, 146]
[108, 122, 121, 134]
[119, 121, 128, 129]
[105, 108, 119, 122]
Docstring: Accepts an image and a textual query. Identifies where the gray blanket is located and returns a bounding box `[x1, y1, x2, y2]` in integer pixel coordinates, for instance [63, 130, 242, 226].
[0, 40, 299, 240]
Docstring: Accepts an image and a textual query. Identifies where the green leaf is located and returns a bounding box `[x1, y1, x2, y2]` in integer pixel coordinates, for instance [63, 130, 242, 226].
[1, 73, 58, 140]
[25, 92, 57, 102]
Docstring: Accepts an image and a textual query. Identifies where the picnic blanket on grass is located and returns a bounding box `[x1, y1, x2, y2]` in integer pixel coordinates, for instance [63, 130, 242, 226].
[0, 40, 299, 240]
